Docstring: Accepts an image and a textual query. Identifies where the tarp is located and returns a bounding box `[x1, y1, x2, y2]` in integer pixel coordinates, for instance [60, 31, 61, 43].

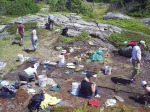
[89, 50, 103, 62]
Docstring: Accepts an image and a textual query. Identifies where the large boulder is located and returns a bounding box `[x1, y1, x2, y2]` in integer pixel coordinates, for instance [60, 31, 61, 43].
[141, 18, 150, 27]
[103, 12, 131, 20]
[0, 25, 6, 33]
[11, 13, 122, 40]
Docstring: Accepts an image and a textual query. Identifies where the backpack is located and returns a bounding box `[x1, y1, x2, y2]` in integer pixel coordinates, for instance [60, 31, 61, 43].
[118, 46, 133, 58]
[61, 27, 68, 36]
[28, 93, 44, 111]
[0, 85, 16, 98]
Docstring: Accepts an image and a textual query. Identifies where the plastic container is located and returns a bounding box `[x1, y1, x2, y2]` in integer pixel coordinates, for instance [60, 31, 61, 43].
[71, 82, 80, 95]
[18, 54, 24, 62]
[38, 75, 47, 87]
[58, 55, 65, 66]
[104, 66, 112, 75]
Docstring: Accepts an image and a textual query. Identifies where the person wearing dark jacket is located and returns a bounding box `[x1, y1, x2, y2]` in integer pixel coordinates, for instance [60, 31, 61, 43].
[79, 74, 100, 99]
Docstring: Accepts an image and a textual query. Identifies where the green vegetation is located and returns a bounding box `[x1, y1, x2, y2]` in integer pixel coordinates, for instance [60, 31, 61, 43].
[1, 0, 40, 16]
[0, 14, 18, 24]
[50, 104, 149, 112]
[108, 31, 150, 48]
[97, 19, 150, 35]
[62, 31, 89, 43]
[47, 0, 93, 16]
[80, 2, 109, 20]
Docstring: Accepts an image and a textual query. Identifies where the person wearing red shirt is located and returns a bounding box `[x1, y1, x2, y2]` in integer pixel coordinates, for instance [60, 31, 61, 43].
[17, 21, 25, 46]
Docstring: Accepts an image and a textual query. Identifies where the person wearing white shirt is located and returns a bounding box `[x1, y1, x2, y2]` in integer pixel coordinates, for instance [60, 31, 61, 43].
[129, 40, 146, 82]
[18, 64, 38, 83]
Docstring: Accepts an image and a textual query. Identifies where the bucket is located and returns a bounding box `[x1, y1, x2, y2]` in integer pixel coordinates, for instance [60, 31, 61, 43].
[58, 55, 65, 66]
[38, 75, 47, 87]
[18, 54, 24, 62]
[71, 82, 80, 95]
[104, 66, 112, 75]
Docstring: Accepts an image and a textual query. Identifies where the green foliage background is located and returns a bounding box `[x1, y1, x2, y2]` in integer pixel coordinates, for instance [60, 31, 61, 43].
[1, 0, 40, 16]
[47, 0, 93, 16]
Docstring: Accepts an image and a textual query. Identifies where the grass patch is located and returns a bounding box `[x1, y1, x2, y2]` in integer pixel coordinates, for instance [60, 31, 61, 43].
[62, 31, 89, 44]
[0, 27, 50, 74]
[108, 31, 150, 48]
[97, 19, 150, 35]
[0, 14, 18, 24]
[51, 104, 150, 112]
[37, 2, 49, 8]
[80, 3, 109, 21]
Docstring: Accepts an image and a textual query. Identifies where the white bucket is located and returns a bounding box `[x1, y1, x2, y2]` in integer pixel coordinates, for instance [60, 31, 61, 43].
[18, 54, 24, 62]
[71, 82, 80, 95]
[105, 66, 112, 75]
[58, 55, 65, 66]
[38, 75, 47, 87]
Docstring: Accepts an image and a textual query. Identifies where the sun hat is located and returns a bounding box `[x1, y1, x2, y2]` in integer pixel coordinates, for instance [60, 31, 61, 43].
[140, 81, 147, 87]
[140, 40, 146, 47]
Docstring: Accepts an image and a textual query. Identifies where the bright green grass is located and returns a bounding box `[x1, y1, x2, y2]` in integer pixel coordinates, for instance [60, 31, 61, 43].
[108, 31, 150, 48]
[80, 3, 109, 21]
[0, 14, 18, 24]
[97, 19, 150, 35]
[37, 2, 49, 8]
[62, 31, 89, 44]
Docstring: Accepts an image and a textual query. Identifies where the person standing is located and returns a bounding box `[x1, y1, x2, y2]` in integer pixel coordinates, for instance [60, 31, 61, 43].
[129, 40, 146, 82]
[17, 21, 25, 46]
[30, 26, 38, 51]
[48, 14, 54, 30]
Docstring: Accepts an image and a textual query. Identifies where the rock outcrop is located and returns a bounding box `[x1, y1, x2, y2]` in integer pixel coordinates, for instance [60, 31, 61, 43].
[141, 18, 150, 27]
[103, 12, 131, 20]
[0, 25, 6, 33]
[11, 13, 122, 40]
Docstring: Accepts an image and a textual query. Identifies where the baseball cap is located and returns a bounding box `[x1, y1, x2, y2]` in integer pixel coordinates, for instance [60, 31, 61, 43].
[140, 81, 147, 87]
[140, 40, 146, 47]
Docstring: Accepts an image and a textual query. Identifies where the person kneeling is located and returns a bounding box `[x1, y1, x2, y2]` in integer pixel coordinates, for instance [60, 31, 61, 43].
[18, 64, 38, 84]
[79, 74, 99, 99]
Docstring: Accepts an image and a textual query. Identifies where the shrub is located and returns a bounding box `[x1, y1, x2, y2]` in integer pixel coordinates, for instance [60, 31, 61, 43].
[5, 0, 40, 16]
[108, 31, 150, 48]
[48, 0, 93, 16]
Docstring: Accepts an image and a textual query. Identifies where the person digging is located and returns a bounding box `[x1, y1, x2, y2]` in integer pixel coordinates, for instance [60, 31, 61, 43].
[140, 81, 150, 106]
[18, 64, 39, 85]
[79, 73, 100, 99]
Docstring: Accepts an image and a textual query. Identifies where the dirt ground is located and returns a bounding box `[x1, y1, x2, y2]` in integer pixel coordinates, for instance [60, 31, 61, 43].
[1, 36, 150, 112]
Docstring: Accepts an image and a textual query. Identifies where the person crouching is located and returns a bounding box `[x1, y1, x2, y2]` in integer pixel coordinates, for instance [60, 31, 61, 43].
[18, 64, 38, 84]
[79, 73, 99, 99]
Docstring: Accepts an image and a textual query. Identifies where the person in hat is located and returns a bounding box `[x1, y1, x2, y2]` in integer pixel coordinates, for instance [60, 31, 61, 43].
[129, 40, 146, 82]
[30, 26, 38, 51]
[16, 21, 25, 46]
[140, 81, 150, 106]
[18, 64, 39, 84]
[79, 73, 100, 98]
